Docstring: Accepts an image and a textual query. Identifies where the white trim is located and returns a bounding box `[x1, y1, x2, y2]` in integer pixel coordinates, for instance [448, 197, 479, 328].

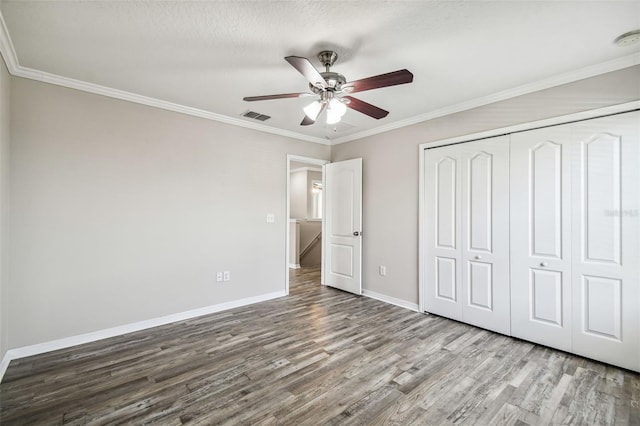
[285, 155, 329, 295]
[321, 165, 326, 286]
[363, 289, 420, 313]
[15, 65, 330, 145]
[0, 290, 285, 381]
[0, 12, 327, 146]
[0, 6, 637, 147]
[0, 351, 10, 380]
[0, 9, 18, 72]
[417, 101, 640, 314]
[332, 53, 640, 145]
[289, 263, 301, 269]
[290, 166, 323, 173]
[418, 141, 426, 313]
[418, 101, 640, 151]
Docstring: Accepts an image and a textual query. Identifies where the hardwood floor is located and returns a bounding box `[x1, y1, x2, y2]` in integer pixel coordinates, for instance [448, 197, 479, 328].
[1, 267, 639, 425]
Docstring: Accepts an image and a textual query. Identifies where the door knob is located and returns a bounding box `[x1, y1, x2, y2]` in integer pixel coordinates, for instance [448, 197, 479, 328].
[540, 262, 548, 267]
[353, 231, 360, 236]
[474, 255, 482, 260]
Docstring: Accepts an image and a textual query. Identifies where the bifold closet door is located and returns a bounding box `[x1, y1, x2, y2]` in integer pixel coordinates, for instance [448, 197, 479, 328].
[570, 112, 640, 371]
[510, 126, 573, 351]
[424, 143, 462, 320]
[424, 136, 510, 334]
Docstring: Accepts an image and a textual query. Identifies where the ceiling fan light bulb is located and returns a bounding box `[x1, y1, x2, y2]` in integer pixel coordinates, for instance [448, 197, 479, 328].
[329, 98, 347, 116]
[326, 108, 342, 124]
[303, 101, 322, 119]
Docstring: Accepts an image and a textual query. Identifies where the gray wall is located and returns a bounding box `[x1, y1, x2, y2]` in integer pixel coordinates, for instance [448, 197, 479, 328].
[289, 170, 307, 219]
[306, 170, 322, 219]
[331, 65, 640, 306]
[299, 220, 322, 266]
[0, 59, 9, 359]
[3, 58, 639, 351]
[289, 168, 322, 220]
[9, 77, 329, 348]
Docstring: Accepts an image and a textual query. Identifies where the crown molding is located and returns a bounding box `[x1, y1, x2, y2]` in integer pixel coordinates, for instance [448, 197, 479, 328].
[14, 66, 332, 145]
[0, 11, 329, 146]
[0, 9, 637, 147]
[0, 8, 18, 72]
[330, 52, 640, 145]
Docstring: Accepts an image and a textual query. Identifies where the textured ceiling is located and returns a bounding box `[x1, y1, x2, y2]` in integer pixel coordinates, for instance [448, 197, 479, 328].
[1, 1, 639, 143]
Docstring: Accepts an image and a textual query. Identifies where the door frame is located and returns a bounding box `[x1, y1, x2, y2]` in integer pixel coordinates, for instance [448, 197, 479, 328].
[286, 154, 330, 295]
[418, 100, 640, 313]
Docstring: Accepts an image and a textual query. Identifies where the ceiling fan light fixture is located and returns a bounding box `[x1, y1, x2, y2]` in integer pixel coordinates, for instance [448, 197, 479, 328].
[303, 100, 323, 119]
[329, 98, 347, 116]
[326, 109, 341, 125]
[326, 98, 347, 124]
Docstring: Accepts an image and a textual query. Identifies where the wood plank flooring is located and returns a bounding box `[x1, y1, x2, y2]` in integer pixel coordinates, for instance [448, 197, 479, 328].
[1, 267, 639, 425]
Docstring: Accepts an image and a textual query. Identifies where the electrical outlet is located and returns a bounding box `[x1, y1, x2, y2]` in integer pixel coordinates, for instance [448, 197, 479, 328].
[223, 271, 230, 281]
[216, 272, 223, 282]
[379, 265, 386, 276]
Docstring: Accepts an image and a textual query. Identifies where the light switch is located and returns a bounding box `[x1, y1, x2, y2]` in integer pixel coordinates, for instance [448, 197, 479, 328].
[266, 213, 275, 223]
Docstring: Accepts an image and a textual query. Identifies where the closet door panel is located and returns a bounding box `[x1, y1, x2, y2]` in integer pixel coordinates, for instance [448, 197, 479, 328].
[531, 142, 564, 258]
[461, 137, 510, 334]
[510, 127, 572, 351]
[424, 145, 462, 320]
[530, 268, 563, 326]
[571, 112, 640, 372]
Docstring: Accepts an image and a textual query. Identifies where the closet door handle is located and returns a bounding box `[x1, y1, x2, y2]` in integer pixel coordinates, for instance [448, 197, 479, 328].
[540, 262, 548, 267]
[474, 255, 482, 260]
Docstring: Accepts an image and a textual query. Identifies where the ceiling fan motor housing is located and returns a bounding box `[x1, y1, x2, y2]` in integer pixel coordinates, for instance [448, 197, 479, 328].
[308, 50, 347, 94]
[310, 71, 346, 93]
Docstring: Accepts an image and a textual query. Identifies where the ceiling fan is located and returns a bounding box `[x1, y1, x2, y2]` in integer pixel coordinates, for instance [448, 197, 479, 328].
[243, 51, 413, 126]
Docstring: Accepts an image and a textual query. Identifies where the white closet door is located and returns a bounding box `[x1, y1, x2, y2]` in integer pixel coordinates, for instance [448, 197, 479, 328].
[424, 144, 462, 320]
[570, 111, 640, 371]
[424, 137, 510, 333]
[510, 126, 573, 351]
[460, 138, 510, 334]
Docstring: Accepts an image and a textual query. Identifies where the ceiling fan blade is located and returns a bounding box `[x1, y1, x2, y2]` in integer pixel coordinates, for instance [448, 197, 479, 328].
[344, 69, 413, 94]
[343, 96, 389, 119]
[285, 56, 328, 89]
[300, 102, 327, 126]
[300, 116, 315, 126]
[243, 93, 311, 102]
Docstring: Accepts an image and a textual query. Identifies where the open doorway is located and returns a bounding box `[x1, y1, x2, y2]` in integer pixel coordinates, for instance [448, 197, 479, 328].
[286, 155, 329, 294]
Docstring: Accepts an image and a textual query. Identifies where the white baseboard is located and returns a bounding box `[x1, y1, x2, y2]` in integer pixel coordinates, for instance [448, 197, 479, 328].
[363, 289, 420, 313]
[0, 290, 286, 382]
[1, 288, 417, 383]
[289, 263, 301, 269]
[0, 351, 10, 381]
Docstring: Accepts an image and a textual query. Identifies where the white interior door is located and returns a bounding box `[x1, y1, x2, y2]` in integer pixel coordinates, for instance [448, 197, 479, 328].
[460, 138, 510, 335]
[424, 144, 462, 320]
[570, 112, 640, 371]
[510, 126, 573, 351]
[424, 137, 510, 333]
[324, 158, 362, 295]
